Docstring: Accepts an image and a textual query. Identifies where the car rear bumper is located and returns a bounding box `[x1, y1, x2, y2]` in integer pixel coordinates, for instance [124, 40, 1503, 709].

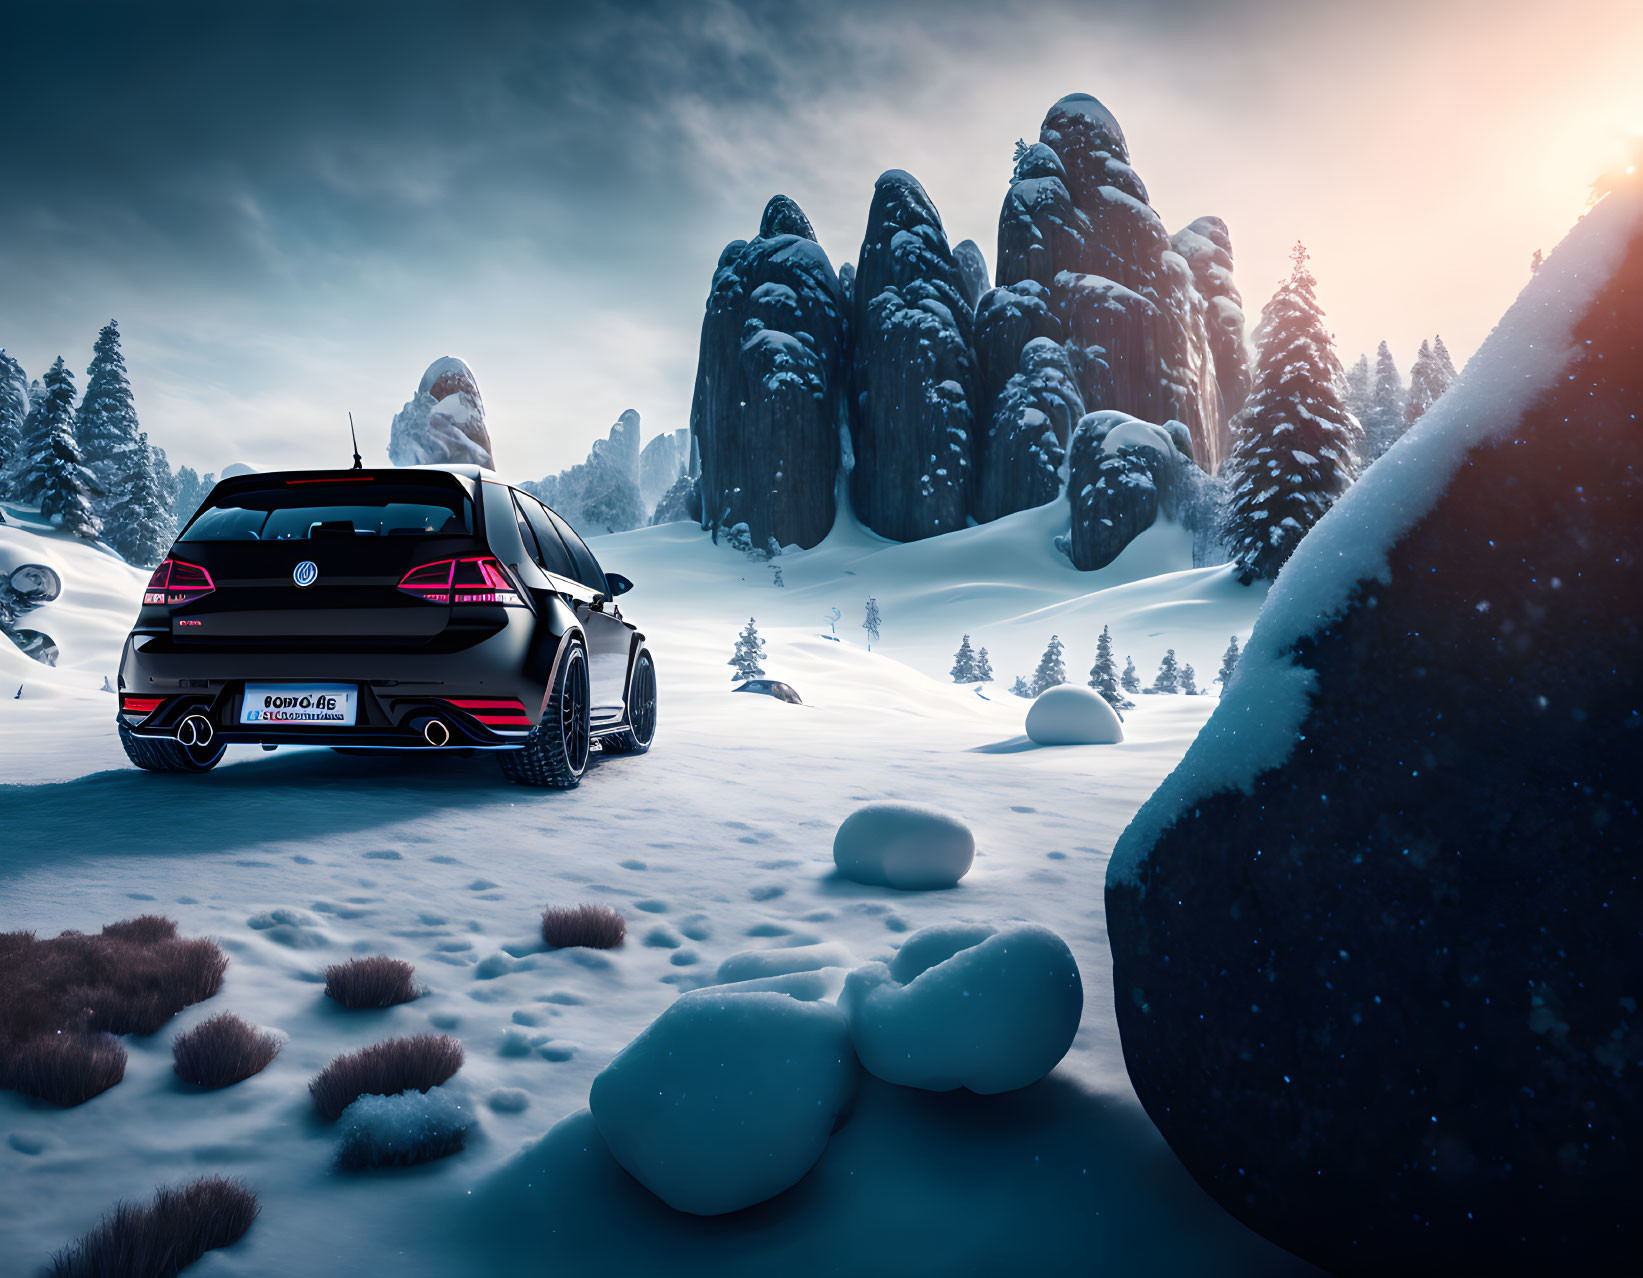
[116, 623, 546, 749]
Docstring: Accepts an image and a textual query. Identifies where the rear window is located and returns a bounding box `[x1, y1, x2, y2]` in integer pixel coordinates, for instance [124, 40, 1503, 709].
[182, 482, 473, 542]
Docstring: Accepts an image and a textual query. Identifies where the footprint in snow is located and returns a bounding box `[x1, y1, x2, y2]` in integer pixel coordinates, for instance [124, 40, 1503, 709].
[364, 850, 402, 861]
[678, 916, 712, 941]
[749, 885, 786, 902]
[644, 927, 682, 949]
[669, 950, 699, 967]
[618, 859, 647, 871]
[745, 922, 790, 938]
[468, 879, 499, 891]
[633, 899, 668, 914]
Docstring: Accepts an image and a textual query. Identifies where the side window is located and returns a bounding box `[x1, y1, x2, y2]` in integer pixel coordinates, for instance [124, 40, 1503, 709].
[522, 498, 581, 582]
[510, 491, 545, 568]
[543, 506, 607, 595]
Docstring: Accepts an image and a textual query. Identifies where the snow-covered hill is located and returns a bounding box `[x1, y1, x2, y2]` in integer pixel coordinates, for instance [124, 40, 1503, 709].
[0, 502, 1297, 1274]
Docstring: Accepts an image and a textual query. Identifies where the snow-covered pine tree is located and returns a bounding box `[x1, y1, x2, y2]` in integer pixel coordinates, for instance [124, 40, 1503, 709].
[1087, 624, 1131, 708]
[0, 350, 28, 496]
[1121, 655, 1140, 693]
[105, 434, 173, 566]
[975, 646, 993, 682]
[1010, 675, 1032, 698]
[1150, 649, 1181, 694]
[951, 634, 978, 683]
[75, 320, 142, 503]
[729, 617, 767, 681]
[1343, 353, 1372, 428]
[1432, 334, 1457, 386]
[1180, 662, 1199, 695]
[1029, 634, 1066, 695]
[1362, 340, 1405, 463]
[1403, 339, 1441, 431]
[1223, 243, 1358, 582]
[173, 466, 214, 528]
[1215, 635, 1241, 686]
[863, 597, 881, 649]
[22, 358, 100, 539]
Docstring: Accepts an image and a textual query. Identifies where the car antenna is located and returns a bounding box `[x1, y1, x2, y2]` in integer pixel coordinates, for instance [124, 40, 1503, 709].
[348, 412, 363, 470]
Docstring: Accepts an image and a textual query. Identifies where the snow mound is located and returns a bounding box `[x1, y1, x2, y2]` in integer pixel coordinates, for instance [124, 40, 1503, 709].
[336, 1087, 471, 1170]
[1025, 683, 1124, 745]
[841, 923, 1082, 1094]
[588, 989, 858, 1215]
[713, 941, 856, 985]
[832, 802, 974, 890]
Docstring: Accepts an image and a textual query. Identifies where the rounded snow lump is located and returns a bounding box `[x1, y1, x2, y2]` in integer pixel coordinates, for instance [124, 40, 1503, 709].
[841, 922, 1082, 1094]
[832, 802, 974, 890]
[588, 989, 857, 1215]
[1025, 683, 1124, 745]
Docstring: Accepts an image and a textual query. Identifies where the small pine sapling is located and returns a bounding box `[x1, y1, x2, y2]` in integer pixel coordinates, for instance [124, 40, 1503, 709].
[1010, 675, 1033, 698]
[1151, 649, 1182, 694]
[975, 647, 994, 681]
[1087, 625, 1131, 709]
[1121, 656, 1140, 694]
[1180, 663, 1199, 695]
[1029, 634, 1066, 695]
[1216, 635, 1241, 687]
[862, 597, 881, 649]
[729, 618, 766, 681]
[951, 635, 978, 683]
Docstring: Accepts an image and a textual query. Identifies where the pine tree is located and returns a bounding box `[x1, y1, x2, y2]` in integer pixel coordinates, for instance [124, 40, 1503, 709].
[951, 634, 978, 683]
[729, 617, 766, 681]
[1121, 656, 1140, 694]
[862, 597, 881, 649]
[22, 358, 100, 539]
[1403, 339, 1441, 430]
[1029, 634, 1066, 695]
[1180, 662, 1199, 695]
[1150, 649, 1181, 694]
[105, 434, 173, 566]
[1362, 340, 1405, 463]
[1223, 243, 1358, 582]
[1087, 624, 1130, 709]
[1432, 334, 1457, 385]
[173, 466, 215, 527]
[975, 646, 993, 682]
[76, 320, 142, 502]
[0, 350, 27, 496]
[1343, 353, 1372, 427]
[1010, 675, 1033, 698]
[1215, 635, 1241, 687]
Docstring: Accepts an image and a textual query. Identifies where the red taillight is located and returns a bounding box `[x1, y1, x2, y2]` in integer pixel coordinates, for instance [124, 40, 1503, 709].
[144, 559, 214, 606]
[444, 697, 533, 727]
[121, 695, 165, 716]
[398, 557, 523, 607]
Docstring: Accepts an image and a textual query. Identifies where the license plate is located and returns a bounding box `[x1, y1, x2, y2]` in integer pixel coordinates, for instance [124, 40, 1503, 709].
[241, 684, 358, 726]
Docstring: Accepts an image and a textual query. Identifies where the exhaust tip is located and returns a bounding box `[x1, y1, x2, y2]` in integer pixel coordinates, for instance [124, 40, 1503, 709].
[178, 714, 215, 748]
[422, 718, 451, 747]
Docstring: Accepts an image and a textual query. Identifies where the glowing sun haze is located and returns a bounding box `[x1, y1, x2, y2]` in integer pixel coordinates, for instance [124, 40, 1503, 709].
[1, 0, 1638, 482]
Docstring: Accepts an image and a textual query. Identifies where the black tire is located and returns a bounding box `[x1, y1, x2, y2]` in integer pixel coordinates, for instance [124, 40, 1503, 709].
[118, 722, 226, 774]
[499, 636, 590, 789]
[603, 648, 657, 756]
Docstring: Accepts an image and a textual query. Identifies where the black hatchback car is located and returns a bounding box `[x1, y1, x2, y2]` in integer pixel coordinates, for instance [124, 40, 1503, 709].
[116, 466, 657, 788]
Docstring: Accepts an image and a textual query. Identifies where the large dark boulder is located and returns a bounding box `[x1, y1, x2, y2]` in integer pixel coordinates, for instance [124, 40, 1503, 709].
[848, 170, 977, 542]
[1106, 186, 1643, 1275]
[1065, 411, 1189, 570]
[690, 196, 846, 550]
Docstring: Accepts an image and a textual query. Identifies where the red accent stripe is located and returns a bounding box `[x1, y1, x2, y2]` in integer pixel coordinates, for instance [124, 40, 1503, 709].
[286, 475, 374, 484]
[122, 697, 164, 714]
[474, 715, 533, 726]
[445, 699, 528, 710]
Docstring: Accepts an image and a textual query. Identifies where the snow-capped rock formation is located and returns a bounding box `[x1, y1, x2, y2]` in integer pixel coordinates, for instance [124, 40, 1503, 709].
[638, 426, 690, 511]
[1066, 411, 1192, 570]
[1105, 182, 1643, 1274]
[976, 336, 1083, 525]
[647, 473, 699, 526]
[690, 194, 846, 551]
[848, 170, 978, 542]
[994, 95, 1242, 473]
[832, 801, 975, 890]
[1170, 216, 1250, 462]
[387, 357, 494, 469]
[589, 989, 857, 1215]
[841, 923, 1083, 1093]
[524, 409, 645, 535]
[953, 238, 990, 309]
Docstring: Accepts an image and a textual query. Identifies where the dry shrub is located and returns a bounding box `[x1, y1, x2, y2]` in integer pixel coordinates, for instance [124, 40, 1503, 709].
[48, 1175, 259, 1277]
[172, 1012, 281, 1089]
[323, 956, 418, 1009]
[0, 917, 227, 1106]
[309, 1034, 464, 1121]
[541, 903, 625, 950]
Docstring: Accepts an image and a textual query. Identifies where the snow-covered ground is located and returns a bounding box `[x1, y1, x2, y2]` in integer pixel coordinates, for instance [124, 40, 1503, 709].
[0, 499, 1313, 1274]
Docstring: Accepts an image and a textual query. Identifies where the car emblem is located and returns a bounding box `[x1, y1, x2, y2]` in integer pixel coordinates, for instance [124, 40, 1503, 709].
[293, 561, 319, 588]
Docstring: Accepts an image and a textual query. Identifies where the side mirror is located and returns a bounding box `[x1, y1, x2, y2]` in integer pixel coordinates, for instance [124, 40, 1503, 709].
[605, 572, 634, 597]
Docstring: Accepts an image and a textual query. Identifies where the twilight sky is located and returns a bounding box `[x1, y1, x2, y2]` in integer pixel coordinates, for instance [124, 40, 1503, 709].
[2, 0, 1639, 481]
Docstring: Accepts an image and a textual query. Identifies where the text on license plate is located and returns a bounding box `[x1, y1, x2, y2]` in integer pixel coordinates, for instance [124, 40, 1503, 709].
[241, 684, 358, 726]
